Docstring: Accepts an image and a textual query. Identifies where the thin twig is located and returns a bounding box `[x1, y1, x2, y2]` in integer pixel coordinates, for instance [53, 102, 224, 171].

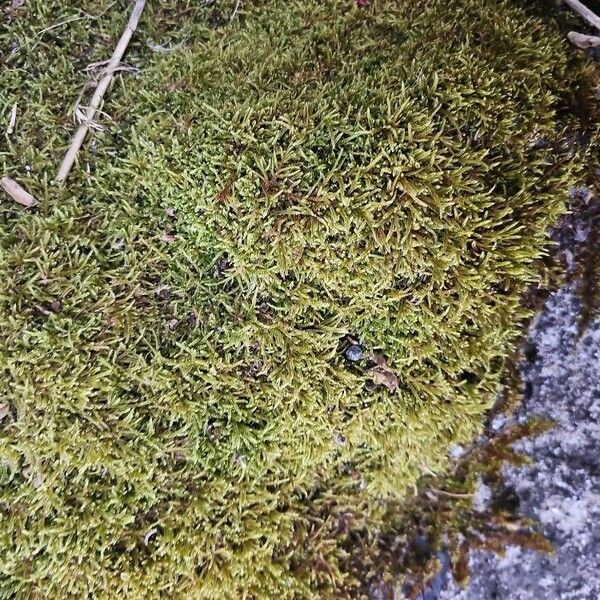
[56, 0, 146, 183]
[85, 59, 139, 76]
[430, 487, 474, 499]
[563, 0, 600, 32]
[74, 105, 114, 131]
[72, 63, 139, 131]
[230, 0, 242, 21]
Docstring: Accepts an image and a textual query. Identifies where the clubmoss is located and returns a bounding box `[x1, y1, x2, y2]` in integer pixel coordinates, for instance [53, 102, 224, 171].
[0, 0, 596, 597]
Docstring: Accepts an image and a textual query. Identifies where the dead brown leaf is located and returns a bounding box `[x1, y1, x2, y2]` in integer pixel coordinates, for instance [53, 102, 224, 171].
[367, 351, 387, 367]
[365, 351, 400, 391]
[368, 365, 399, 391]
[0, 403, 9, 421]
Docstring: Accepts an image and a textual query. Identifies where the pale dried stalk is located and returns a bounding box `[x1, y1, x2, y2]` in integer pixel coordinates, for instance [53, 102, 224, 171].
[563, 0, 600, 32]
[230, 0, 242, 21]
[430, 488, 474, 499]
[568, 30, 600, 48]
[56, 0, 146, 183]
[7, 103, 17, 135]
[1, 177, 38, 207]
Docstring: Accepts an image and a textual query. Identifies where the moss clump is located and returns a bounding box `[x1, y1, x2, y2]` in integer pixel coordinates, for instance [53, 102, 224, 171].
[0, 0, 594, 597]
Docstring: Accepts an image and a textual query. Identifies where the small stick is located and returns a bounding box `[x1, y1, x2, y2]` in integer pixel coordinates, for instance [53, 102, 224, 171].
[568, 30, 600, 48]
[56, 0, 146, 183]
[7, 103, 17, 135]
[230, 0, 242, 21]
[430, 487, 474, 499]
[563, 0, 600, 32]
[1, 177, 38, 208]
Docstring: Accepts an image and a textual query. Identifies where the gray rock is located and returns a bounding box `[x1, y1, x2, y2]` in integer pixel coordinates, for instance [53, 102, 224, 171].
[440, 284, 600, 600]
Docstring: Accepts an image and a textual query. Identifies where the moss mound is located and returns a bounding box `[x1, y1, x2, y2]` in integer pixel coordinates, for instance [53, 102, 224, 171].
[0, 0, 592, 597]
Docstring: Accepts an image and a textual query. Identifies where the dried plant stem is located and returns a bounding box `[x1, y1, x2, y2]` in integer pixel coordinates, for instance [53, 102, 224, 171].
[231, 0, 242, 21]
[430, 488, 475, 499]
[568, 31, 600, 48]
[563, 0, 600, 31]
[7, 103, 17, 135]
[1, 177, 38, 208]
[56, 0, 146, 183]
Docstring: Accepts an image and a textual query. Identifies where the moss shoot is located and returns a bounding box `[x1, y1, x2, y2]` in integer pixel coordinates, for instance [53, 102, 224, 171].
[0, 0, 595, 597]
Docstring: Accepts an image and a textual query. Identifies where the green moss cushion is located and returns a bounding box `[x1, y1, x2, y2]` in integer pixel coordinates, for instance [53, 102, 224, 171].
[0, 0, 589, 596]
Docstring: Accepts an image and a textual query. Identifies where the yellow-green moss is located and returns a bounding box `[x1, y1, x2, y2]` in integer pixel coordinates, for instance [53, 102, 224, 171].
[0, 0, 595, 597]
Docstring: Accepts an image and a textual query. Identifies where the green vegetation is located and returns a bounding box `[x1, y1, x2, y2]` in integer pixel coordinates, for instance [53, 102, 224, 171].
[0, 0, 595, 597]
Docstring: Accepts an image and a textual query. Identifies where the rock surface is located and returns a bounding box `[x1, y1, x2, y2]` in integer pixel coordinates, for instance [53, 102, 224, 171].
[440, 284, 600, 599]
